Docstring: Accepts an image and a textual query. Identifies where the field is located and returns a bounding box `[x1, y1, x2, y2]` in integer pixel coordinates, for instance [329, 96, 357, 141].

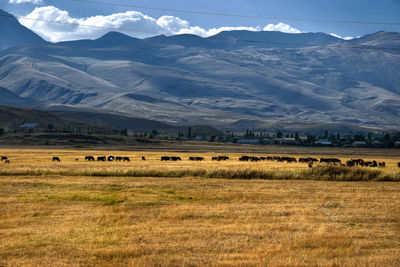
[1, 147, 400, 266]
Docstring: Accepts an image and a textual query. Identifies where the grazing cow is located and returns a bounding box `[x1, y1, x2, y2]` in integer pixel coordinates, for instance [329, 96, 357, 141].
[308, 162, 313, 168]
[108, 156, 115, 162]
[85, 156, 95, 161]
[320, 158, 341, 165]
[239, 156, 251, 162]
[142, 156, 146, 161]
[52, 157, 61, 162]
[212, 156, 229, 161]
[161, 156, 171, 161]
[250, 157, 260, 162]
[124, 157, 130, 162]
[1, 156, 7, 161]
[299, 157, 318, 163]
[171, 157, 181, 161]
[116, 157, 123, 162]
[352, 159, 365, 166]
[283, 157, 297, 163]
[97, 156, 106, 161]
[74, 158, 79, 161]
[378, 162, 386, 167]
[398, 162, 400, 168]
[189, 157, 204, 161]
[4, 159, 10, 164]
[371, 161, 378, 167]
[346, 160, 355, 167]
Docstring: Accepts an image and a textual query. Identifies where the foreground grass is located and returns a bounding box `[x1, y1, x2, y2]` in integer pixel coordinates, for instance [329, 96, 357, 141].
[1, 176, 399, 266]
[0, 165, 399, 182]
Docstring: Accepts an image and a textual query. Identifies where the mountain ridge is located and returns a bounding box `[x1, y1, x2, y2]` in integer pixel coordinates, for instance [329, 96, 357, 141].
[0, 9, 399, 131]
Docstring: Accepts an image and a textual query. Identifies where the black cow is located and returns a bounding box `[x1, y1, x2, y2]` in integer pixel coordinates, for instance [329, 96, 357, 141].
[378, 162, 386, 167]
[171, 157, 181, 161]
[85, 156, 95, 161]
[239, 156, 251, 162]
[346, 160, 355, 167]
[398, 162, 400, 168]
[52, 157, 61, 162]
[115, 157, 123, 161]
[320, 158, 341, 165]
[97, 156, 106, 161]
[250, 157, 260, 162]
[161, 156, 171, 161]
[124, 157, 130, 162]
[4, 159, 10, 164]
[142, 156, 146, 161]
[212, 156, 229, 161]
[189, 157, 204, 161]
[299, 157, 318, 163]
[108, 156, 115, 162]
[1, 156, 7, 161]
[282, 157, 297, 163]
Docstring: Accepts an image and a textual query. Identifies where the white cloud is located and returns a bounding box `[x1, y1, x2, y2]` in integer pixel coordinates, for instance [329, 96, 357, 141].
[330, 33, 354, 40]
[264, 23, 302, 34]
[9, 0, 43, 4]
[19, 6, 304, 42]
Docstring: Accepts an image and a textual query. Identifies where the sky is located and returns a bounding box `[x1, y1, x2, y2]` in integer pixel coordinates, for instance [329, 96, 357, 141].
[1, 0, 399, 42]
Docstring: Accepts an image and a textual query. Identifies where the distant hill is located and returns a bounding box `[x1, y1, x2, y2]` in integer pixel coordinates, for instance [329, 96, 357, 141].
[0, 105, 222, 136]
[52, 110, 222, 136]
[0, 9, 46, 51]
[0, 105, 117, 134]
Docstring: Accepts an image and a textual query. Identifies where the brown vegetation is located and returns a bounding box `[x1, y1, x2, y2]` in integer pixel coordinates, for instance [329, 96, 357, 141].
[0, 148, 399, 266]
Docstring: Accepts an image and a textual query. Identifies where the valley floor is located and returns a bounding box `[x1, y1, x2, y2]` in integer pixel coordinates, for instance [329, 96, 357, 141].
[0, 148, 399, 266]
[1, 176, 399, 266]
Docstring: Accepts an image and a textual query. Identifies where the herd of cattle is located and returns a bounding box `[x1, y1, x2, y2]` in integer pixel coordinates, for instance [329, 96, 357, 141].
[1, 155, 400, 168]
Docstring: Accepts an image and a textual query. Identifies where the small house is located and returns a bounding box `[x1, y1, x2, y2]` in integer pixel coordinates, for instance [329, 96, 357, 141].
[352, 141, 367, 147]
[315, 139, 332, 145]
[20, 123, 40, 133]
[236, 139, 260, 145]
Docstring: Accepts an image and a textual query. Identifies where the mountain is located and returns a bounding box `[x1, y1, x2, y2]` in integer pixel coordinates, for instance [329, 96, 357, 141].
[0, 9, 46, 51]
[0, 10, 399, 131]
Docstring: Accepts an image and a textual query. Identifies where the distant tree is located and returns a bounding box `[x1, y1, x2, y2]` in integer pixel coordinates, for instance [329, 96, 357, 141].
[120, 128, 128, 136]
[47, 124, 54, 130]
[354, 134, 365, 141]
[188, 127, 192, 138]
[0, 128, 4, 136]
[295, 132, 299, 141]
[151, 129, 159, 136]
[382, 134, 393, 147]
[277, 131, 283, 138]
[324, 130, 329, 139]
[368, 132, 372, 141]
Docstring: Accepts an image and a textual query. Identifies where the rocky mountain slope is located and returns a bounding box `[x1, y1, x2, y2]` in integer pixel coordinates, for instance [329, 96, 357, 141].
[0, 10, 399, 131]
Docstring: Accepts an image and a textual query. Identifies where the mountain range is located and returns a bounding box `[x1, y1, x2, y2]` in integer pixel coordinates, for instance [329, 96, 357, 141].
[0, 9, 399, 133]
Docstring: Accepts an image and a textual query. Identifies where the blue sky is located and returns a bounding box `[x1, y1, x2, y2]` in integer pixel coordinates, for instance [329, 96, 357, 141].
[1, 0, 399, 42]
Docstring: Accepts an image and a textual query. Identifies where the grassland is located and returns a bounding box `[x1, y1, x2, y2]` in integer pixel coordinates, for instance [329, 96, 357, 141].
[0, 148, 400, 266]
[0, 148, 399, 181]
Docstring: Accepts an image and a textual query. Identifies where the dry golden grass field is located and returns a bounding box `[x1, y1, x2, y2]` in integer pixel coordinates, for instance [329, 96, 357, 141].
[1, 147, 400, 266]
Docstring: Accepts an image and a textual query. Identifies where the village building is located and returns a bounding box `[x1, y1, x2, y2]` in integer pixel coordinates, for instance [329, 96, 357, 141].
[20, 123, 40, 133]
[315, 139, 332, 145]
